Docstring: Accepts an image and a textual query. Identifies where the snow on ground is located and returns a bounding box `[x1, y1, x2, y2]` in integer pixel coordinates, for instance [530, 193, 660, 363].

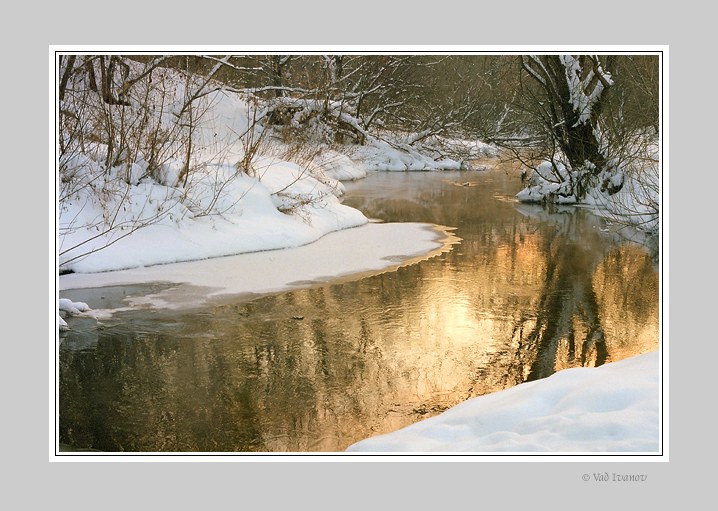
[59, 162, 368, 274]
[311, 149, 367, 182]
[348, 135, 497, 172]
[346, 350, 660, 453]
[57, 298, 92, 331]
[57, 65, 479, 308]
[58, 222, 455, 310]
[516, 142, 660, 234]
[58, 76, 371, 275]
[56, 62, 659, 455]
[56, 86, 463, 313]
[352, 138, 463, 171]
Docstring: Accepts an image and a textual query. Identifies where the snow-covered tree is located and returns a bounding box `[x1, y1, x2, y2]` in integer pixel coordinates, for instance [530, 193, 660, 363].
[518, 55, 620, 202]
[508, 55, 660, 235]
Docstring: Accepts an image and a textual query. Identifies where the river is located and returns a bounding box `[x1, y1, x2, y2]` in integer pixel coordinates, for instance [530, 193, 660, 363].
[57, 162, 659, 453]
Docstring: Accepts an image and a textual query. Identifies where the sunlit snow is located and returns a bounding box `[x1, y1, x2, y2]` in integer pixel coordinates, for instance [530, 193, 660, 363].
[56, 58, 661, 455]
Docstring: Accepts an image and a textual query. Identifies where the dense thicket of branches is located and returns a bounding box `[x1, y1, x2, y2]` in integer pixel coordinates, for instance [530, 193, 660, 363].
[110, 55, 526, 146]
[512, 55, 660, 237]
[59, 53, 659, 159]
[57, 53, 661, 249]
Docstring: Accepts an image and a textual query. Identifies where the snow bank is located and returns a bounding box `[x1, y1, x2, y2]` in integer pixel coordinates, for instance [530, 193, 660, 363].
[58, 63, 377, 274]
[348, 135, 498, 172]
[346, 351, 659, 453]
[60, 63, 486, 276]
[58, 298, 90, 314]
[57, 298, 92, 332]
[585, 160, 660, 234]
[59, 161, 368, 274]
[312, 149, 367, 181]
[516, 161, 572, 203]
[59, 222, 455, 310]
[516, 142, 660, 234]
[351, 138, 464, 171]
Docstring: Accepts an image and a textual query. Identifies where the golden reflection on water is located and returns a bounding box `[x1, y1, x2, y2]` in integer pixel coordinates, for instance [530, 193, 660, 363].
[593, 244, 660, 362]
[59, 167, 659, 453]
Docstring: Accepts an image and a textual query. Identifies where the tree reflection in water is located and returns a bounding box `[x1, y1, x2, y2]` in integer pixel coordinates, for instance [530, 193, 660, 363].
[58, 168, 659, 452]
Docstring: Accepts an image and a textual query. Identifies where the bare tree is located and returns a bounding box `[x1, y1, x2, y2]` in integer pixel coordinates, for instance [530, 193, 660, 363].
[517, 55, 619, 200]
[57, 54, 253, 271]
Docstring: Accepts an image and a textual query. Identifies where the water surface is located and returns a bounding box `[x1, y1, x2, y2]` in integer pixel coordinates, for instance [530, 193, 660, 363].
[58, 164, 659, 452]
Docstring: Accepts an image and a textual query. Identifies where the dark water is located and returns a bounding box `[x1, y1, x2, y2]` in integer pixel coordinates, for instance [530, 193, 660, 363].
[58, 164, 660, 453]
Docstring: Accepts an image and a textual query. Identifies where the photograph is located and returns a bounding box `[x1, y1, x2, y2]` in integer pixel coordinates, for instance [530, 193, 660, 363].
[53, 50, 664, 459]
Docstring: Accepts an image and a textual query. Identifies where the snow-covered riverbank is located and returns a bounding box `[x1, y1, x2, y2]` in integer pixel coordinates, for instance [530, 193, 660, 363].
[346, 349, 661, 454]
[56, 167, 662, 456]
[56, 159, 661, 455]
[59, 221, 457, 311]
[55, 59, 661, 457]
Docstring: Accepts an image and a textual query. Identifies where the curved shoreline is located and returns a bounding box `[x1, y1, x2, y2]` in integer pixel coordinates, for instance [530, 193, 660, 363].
[58, 222, 460, 311]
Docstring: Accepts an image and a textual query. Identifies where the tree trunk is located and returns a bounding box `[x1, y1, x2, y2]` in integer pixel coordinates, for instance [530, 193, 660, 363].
[98, 56, 131, 106]
[522, 55, 617, 200]
[58, 55, 76, 102]
[270, 56, 286, 98]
